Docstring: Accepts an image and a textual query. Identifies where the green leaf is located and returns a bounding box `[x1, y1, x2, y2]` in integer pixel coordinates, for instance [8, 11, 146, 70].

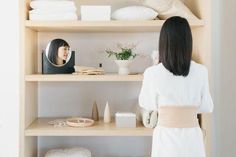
[105, 45, 137, 60]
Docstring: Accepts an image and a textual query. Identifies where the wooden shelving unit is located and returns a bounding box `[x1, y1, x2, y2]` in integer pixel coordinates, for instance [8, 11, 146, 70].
[25, 20, 205, 32]
[25, 118, 152, 136]
[25, 73, 143, 82]
[20, 0, 213, 157]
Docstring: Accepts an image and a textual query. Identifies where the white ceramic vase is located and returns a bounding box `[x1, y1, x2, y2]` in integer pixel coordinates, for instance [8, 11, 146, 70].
[103, 101, 111, 123]
[114, 60, 133, 75]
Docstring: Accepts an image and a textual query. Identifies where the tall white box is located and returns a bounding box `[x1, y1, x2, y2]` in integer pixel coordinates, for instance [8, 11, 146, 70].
[115, 112, 136, 128]
[80, 5, 111, 21]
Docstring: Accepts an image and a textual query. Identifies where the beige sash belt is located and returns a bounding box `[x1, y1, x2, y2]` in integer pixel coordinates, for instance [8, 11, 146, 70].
[157, 106, 199, 128]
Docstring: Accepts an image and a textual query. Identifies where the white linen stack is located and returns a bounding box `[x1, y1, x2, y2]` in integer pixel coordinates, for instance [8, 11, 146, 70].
[29, 0, 78, 21]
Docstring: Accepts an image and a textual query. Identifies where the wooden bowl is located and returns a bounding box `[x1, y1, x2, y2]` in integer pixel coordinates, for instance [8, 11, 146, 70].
[66, 117, 94, 127]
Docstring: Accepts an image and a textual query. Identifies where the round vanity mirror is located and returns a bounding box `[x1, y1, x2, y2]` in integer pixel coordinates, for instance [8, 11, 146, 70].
[45, 38, 72, 67]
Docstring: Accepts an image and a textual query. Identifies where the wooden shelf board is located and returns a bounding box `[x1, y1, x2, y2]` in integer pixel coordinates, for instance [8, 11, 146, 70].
[25, 118, 153, 136]
[25, 20, 205, 32]
[25, 73, 143, 82]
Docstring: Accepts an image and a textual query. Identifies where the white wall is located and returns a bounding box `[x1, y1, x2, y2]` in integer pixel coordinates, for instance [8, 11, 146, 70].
[212, 0, 221, 156]
[213, 0, 236, 157]
[0, 0, 19, 157]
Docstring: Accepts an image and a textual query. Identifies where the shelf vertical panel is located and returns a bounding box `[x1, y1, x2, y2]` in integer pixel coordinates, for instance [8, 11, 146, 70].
[186, 0, 213, 157]
[22, 29, 38, 157]
[25, 28, 38, 75]
[24, 137, 38, 157]
[20, 0, 39, 157]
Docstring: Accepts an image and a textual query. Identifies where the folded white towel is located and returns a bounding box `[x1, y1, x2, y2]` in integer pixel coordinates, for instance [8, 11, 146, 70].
[30, 0, 76, 10]
[29, 12, 78, 21]
[45, 147, 91, 157]
[134, 103, 158, 128]
[142, 109, 158, 128]
[29, 7, 77, 14]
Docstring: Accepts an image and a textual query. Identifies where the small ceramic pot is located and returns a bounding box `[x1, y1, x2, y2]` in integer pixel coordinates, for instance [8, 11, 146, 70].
[114, 60, 133, 75]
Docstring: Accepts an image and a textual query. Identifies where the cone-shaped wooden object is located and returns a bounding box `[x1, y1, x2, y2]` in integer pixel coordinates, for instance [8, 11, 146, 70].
[91, 101, 99, 121]
[103, 101, 111, 123]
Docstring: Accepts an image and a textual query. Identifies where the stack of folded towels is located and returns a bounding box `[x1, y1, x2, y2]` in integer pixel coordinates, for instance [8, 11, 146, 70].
[29, 0, 78, 21]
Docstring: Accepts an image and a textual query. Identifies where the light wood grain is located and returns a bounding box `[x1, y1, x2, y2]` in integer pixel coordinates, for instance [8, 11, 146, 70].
[25, 118, 153, 136]
[20, 0, 38, 157]
[25, 73, 143, 82]
[25, 20, 205, 32]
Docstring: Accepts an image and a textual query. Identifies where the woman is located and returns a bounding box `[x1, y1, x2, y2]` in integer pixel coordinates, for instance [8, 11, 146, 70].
[47, 38, 70, 65]
[139, 16, 213, 157]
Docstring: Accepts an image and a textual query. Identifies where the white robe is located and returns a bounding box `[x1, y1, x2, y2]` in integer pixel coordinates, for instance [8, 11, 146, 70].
[139, 61, 213, 157]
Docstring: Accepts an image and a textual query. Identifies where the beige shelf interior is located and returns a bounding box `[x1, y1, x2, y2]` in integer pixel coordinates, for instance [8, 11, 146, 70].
[20, 0, 212, 156]
[25, 73, 143, 82]
[25, 118, 153, 136]
[25, 20, 205, 32]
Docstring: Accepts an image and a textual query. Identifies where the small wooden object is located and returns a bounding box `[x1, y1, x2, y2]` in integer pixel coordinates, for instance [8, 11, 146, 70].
[74, 65, 105, 75]
[91, 101, 99, 121]
[66, 118, 94, 127]
[48, 119, 66, 127]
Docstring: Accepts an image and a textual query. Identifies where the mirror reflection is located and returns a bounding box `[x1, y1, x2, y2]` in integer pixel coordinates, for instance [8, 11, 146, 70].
[45, 38, 71, 66]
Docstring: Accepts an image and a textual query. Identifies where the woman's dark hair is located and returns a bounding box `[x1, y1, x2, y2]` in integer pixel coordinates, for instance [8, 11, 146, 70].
[48, 38, 69, 65]
[159, 16, 192, 76]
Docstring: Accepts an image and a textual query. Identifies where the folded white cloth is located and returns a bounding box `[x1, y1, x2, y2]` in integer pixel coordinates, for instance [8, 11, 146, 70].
[29, 7, 77, 14]
[134, 103, 158, 128]
[142, 0, 198, 20]
[112, 6, 158, 20]
[141, 109, 158, 128]
[29, 12, 78, 21]
[45, 147, 91, 157]
[30, 0, 76, 10]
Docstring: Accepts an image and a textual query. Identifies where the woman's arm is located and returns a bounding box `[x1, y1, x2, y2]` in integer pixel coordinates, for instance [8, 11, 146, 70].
[139, 68, 158, 111]
[198, 67, 214, 113]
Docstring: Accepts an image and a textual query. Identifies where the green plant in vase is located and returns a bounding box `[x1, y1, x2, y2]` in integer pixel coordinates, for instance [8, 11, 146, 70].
[105, 43, 137, 75]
